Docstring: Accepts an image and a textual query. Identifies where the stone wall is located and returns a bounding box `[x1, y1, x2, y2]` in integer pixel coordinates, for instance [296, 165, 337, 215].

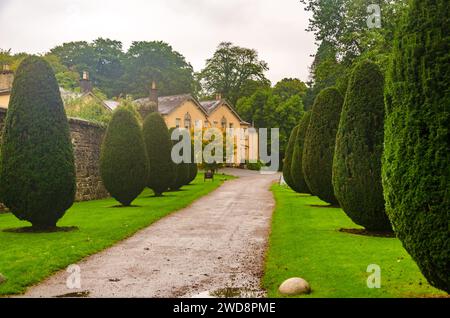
[68, 117, 109, 201]
[0, 107, 109, 211]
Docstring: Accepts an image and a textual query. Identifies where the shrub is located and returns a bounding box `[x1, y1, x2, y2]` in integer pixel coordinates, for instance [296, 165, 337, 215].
[302, 87, 343, 205]
[100, 108, 148, 206]
[247, 160, 264, 171]
[64, 93, 111, 125]
[282, 125, 299, 190]
[382, 0, 449, 292]
[333, 61, 391, 231]
[169, 128, 190, 190]
[143, 113, 175, 196]
[291, 111, 312, 194]
[0, 56, 76, 229]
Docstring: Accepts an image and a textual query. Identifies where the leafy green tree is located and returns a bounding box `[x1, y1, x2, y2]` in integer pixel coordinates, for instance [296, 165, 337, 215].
[143, 113, 175, 196]
[283, 125, 299, 190]
[100, 108, 148, 206]
[50, 38, 124, 97]
[333, 61, 391, 231]
[300, 0, 407, 63]
[199, 42, 269, 105]
[291, 111, 312, 194]
[303, 41, 348, 110]
[382, 0, 449, 292]
[0, 56, 75, 229]
[273, 78, 307, 100]
[236, 81, 305, 161]
[303, 87, 343, 205]
[122, 41, 194, 98]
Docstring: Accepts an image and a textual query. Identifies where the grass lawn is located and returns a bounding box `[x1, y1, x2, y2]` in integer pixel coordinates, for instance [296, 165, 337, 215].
[0, 173, 234, 296]
[262, 184, 447, 298]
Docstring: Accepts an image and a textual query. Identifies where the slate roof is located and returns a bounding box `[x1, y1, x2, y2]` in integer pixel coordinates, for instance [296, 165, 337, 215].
[104, 100, 120, 111]
[134, 94, 208, 116]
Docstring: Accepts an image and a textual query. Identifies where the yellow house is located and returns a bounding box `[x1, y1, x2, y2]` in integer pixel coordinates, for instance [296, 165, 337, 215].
[134, 84, 257, 165]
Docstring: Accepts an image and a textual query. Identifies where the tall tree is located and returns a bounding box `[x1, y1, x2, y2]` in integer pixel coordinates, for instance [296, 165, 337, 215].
[199, 42, 269, 105]
[273, 78, 308, 100]
[143, 113, 175, 196]
[333, 61, 391, 231]
[382, 0, 449, 292]
[122, 41, 195, 98]
[0, 56, 76, 229]
[100, 108, 148, 206]
[50, 38, 124, 97]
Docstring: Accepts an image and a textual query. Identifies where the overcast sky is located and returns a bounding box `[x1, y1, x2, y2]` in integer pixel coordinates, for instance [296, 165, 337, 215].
[0, 0, 317, 84]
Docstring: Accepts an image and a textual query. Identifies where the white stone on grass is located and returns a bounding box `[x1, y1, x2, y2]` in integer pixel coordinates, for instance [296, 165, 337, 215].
[278, 277, 311, 295]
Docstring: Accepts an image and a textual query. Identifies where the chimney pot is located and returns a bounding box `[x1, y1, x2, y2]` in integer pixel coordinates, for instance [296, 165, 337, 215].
[80, 71, 92, 93]
[149, 81, 159, 112]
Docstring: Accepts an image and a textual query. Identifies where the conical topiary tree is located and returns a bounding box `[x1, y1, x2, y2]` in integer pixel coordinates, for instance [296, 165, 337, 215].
[282, 125, 299, 190]
[143, 113, 175, 196]
[291, 111, 312, 194]
[333, 61, 391, 231]
[0, 56, 75, 229]
[100, 108, 148, 206]
[169, 128, 190, 191]
[302, 87, 343, 205]
[186, 141, 198, 185]
[382, 0, 449, 292]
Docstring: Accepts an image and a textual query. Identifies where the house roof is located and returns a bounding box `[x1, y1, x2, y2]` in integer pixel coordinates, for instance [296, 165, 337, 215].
[0, 88, 10, 96]
[200, 99, 250, 125]
[104, 100, 120, 111]
[134, 94, 209, 116]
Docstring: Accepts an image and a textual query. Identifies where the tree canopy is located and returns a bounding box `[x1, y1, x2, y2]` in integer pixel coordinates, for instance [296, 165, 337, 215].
[198, 42, 269, 105]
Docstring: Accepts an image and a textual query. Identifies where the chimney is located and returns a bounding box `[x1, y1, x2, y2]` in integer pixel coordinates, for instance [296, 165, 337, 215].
[149, 81, 158, 110]
[0, 64, 14, 92]
[79, 71, 93, 93]
[216, 93, 222, 100]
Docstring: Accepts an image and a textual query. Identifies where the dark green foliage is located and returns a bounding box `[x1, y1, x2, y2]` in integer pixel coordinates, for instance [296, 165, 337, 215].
[0, 56, 75, 228]
[382, 0, 449, 292]
[302, 87, 343, 205]
[291, 111, 312, 194]
[143, 113, 175, 196]
[186, 142, 198, 185]
[333, 61, 391, 231]
[100, 108, 148, 206]
[246, 161, 263, 171]
[168, 128, 190, 191]
[282, 125, 299, 190]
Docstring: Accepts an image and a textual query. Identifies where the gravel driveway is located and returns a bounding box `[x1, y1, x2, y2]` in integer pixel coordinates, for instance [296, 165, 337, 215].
[23, 168, 279, 298]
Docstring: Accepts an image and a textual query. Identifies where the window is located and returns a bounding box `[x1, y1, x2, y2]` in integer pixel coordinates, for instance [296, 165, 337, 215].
[184, 112, 191, 129]
[175, 118, 181, 128]
[221, 116, 227, 129]
[229, 123, 234, 129]
[213, 121, 218, 127]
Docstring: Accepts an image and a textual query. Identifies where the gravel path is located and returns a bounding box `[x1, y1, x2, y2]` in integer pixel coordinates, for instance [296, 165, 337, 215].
[23, 169, 279, 298]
